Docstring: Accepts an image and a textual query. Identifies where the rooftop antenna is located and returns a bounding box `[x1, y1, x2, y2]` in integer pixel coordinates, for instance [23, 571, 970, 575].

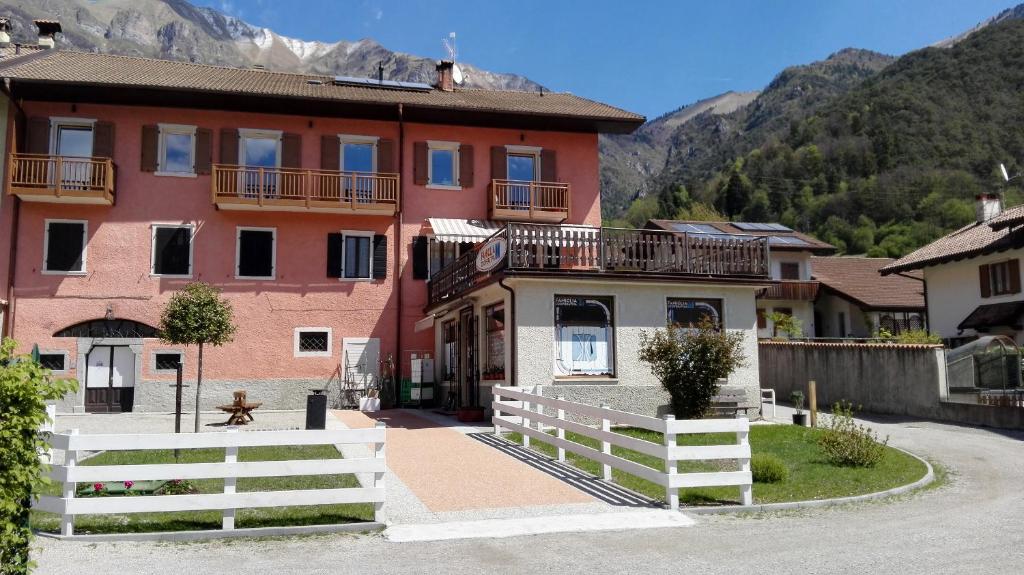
[443, 32, 466, 86]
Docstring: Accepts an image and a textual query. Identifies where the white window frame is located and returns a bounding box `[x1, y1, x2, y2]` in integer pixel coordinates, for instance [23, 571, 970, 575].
[48, 117, 96, 156]
[553, 295, 616, 378]
[294, 327, 333, 358]
[427, 140, 461, 190]
[38, 350, 70, 373]
[42, 218, 88, 275]
[238, 128, 283, 168]
[156, 123, 197, 177]
[339, 135, 379, 173]
[339, 230, 375, 282]
[505, 145, 542, 181]
[235, 226, 277, 280]
[150, 223, 195, 278]
[151, 350, 185, 375]
[665, 297, 726, 331]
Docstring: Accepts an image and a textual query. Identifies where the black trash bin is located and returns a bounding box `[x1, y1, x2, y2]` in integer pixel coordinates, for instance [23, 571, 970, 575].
[306, 389, 327, 430]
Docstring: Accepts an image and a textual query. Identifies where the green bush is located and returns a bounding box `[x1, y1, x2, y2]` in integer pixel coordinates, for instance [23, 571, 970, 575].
[751, 453, 789, 483]
[818, 401, 889, 467]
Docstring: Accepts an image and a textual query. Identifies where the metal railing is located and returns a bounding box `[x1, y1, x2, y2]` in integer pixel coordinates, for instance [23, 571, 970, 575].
[8, 153, 115, 203]
[490, 179, 570, 221]
[212, 164, 399, 211]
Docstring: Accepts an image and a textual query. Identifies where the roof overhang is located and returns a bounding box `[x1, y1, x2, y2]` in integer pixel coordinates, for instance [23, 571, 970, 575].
[957, 301, 1024, 331]
[815, 282, 925, 312]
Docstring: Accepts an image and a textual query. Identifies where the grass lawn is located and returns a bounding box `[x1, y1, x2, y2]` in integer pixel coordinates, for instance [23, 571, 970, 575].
[31, 445, 374, 534]
[508, 424, 928, 506]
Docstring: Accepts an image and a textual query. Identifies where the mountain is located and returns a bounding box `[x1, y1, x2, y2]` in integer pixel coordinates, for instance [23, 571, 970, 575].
[934, 2, 1024, 47]
[0, 0, 541, 90]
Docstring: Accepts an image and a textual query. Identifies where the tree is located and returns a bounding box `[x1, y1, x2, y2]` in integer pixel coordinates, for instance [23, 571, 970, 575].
[1, 339, 77, 574]
[638, 319, 746, 419]
[767, 312, 803, 339]
[159, 283, 236, 432]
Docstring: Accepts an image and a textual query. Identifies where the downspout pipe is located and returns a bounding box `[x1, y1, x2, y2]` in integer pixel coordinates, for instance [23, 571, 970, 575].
[498, 278, 516, 387]
[393, 103, 404, 406]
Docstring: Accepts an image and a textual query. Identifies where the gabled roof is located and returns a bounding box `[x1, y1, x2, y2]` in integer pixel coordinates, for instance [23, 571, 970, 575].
[645, 219, 836, 254]
[881, 205, 1024, 275]
[812, 256, 925, 310]
[0, 50, 644, 133]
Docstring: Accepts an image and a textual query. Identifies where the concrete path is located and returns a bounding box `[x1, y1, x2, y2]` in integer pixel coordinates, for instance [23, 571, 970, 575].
[32, 408, 1024, 574]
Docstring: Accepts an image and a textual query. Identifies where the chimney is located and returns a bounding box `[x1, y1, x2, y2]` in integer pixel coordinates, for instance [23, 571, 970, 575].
[976, 193, 1003, 223]
[34, 19, 62, 49]
[0, 18, 11, 46]
[436, 60, 455, 92]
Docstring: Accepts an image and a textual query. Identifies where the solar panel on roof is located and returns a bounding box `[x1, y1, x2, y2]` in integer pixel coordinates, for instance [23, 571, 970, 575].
[332, 76, 433, 92]
[767, 223, 793, 232]
[768, 236, 808, 246]
[733, 222, 792, 232]
[670, 223, 720, 234]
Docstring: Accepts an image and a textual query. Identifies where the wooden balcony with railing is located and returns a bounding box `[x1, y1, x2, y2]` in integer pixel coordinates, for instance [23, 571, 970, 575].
[7, 153, 115, 205]
[758, 280, 820, 301]
[212, 164, 399, 215]
[428, 223, 771, 307]
[489, 179, 570, 222]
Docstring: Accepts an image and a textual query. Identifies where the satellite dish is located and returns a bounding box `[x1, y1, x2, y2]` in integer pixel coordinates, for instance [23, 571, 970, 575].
[452, 63, 464, 85]
[1001, 163, 1011, 182]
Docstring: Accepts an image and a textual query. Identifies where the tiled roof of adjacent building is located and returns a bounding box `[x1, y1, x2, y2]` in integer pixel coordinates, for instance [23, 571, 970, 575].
[811, 256, 925, 310]
[0, 50, 644, 131]
[645, 219, 836, 253]
[881, 205, 1024, 275]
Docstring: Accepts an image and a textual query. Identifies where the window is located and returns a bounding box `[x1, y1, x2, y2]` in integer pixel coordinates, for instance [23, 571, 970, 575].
[239, 129, 281, 197]
[484, 303, 506, 381]
[984, 260, 1020, 297]
[343, 233, 372, 280]
[779, 262, 800, 280]
[51, 120, 93, 158]
[428, 239, 471, 278]
[294, 328, 332, 357]
[757, 308, 767, 329]
[157, 124, 196, 175]
[236, 227, 276, 279]
[38, 352, 68, 372]
[667, 298, 724, 330]
[152, 351, 184, 374]
[554, 295, 614, 376]
[506, 146, 540, 209]
[43, 220, 87, 274]
[151, 225, 194, 277]
[340, 136, 377, 173]
[428, 141, 460, 188]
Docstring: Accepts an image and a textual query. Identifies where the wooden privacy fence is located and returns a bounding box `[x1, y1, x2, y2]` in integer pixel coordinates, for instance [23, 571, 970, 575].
[34, 425, 386, 536]
[491, 386, 752, 510]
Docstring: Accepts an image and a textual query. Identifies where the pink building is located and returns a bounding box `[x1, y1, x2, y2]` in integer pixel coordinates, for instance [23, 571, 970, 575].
[0, 45, 663, 413]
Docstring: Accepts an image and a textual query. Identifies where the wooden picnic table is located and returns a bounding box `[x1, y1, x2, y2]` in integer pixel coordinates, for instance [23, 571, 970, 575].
[217, 391, 262, 425]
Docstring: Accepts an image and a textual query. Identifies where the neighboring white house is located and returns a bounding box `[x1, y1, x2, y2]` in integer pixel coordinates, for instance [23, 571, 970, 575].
[645, 220, 836, 338]
[812, 256, 926, 338]
[883, 194, 1024, 347]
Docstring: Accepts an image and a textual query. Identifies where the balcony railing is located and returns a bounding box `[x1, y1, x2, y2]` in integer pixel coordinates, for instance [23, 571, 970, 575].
[212, 164, 399, 215]
[7, 153, 115, 205]
[489, 179, 570, 222]
[428, 223, 771, 307]
[759, 280, 820, 301]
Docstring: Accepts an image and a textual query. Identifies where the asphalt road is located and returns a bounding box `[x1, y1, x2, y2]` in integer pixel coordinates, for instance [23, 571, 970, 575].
[32, 415, 1024, 575]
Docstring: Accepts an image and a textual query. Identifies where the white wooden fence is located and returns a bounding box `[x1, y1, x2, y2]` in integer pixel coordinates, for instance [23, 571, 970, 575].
[492, 386, 752, 510]
[34, 425, 387, 536]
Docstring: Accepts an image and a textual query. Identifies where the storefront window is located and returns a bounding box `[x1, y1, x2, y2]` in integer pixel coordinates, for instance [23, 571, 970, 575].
[667, 298, 723, 330]
[554, 295, 614, 376]
[484, 303, 506, 381]
[442, 320, 458, 381]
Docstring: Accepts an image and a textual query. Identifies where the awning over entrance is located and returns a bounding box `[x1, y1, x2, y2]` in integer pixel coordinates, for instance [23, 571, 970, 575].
[427, 218, 502, 243]
[413, 315, 435, 333]
[958, 301, 1024, 331]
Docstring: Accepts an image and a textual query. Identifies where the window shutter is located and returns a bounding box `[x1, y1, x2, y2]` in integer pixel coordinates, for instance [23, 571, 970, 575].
[412, 236, 429, 280]
[458, 144, 474, 188]
[326, 233, 343, 278]
[27, 117, 50, 154]
[757, 309, 767, 329]
[491, 146, 507, 181]
[980, 264, 991, 298]
[372, 234, 388, 280]
[281, 133, 302, 169]
[92, 121, 115, 159]
[219, 128, 239, 164]
[1010, 259, 1021, 294]
[321, 135, 340, 171]
[413, 142, 428, 185]
[377, 139, 395, 173]
[540, 149, 557, 182]
[45, 221, 85, 272]
[140, 125, 159, 172]
[195, 128, 213, 174]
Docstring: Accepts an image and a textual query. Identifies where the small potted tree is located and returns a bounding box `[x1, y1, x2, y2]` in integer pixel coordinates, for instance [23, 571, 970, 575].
[791, 390, 808, 426]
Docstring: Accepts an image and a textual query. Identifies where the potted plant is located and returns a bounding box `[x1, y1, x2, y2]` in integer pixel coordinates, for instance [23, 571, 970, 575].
[791, 390, 808, 426]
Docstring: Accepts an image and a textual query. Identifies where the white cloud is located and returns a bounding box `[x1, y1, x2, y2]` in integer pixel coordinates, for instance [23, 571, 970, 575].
[375, 9, 384, 21]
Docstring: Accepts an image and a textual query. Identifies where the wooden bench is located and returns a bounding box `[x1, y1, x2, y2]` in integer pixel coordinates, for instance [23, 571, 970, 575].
[216, 390, 262, 426]
[709, 387, 757, 418]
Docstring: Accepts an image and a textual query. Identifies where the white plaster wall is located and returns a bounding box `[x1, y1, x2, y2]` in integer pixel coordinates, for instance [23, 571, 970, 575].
[756, 300, 815, 338]
[770, 251, 812, 280]
[813, 293, 872, 338]
[924, 249, 1024, 344]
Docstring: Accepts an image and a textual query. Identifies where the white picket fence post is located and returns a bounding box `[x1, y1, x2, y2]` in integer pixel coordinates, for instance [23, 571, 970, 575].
[222, 427, 238, 530]
[664, 414, 678, 511]
[556, 395, 566, 462]
[738, 423, 752, 506]
[522, 397, 531, 448]
[599, 402, 611, 481]
[492, 389, 503, 435]
[60, 429, 78, 537]
[373, 421, 386, 523]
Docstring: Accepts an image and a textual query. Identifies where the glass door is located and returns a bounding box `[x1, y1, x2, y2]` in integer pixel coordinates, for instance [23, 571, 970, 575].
[507, 153, 536, 210]
[54, 124, 94, 189]
[342, 141, 375, 204]
[240, 135, 279, 199]
[459, 307, 479, 408]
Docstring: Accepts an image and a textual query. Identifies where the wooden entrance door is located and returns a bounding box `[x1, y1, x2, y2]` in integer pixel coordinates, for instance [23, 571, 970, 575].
[459, 307, 479, 408]
[84, 346, 135, 412]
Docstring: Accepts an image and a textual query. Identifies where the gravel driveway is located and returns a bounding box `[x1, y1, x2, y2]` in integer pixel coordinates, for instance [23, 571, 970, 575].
[32, 413, 1024, 575]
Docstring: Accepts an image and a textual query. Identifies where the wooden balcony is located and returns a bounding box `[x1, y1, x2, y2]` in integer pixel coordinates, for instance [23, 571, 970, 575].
[212, 164, 399, 215]
[489, 179, 570, 223]
[758, 280, 820, 301]
[428, 223, 770, 307]
[7, 153, 115, 205]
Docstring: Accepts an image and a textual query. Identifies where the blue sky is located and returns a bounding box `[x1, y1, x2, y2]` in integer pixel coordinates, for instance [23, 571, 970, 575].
[195, 0, 1019, 119]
